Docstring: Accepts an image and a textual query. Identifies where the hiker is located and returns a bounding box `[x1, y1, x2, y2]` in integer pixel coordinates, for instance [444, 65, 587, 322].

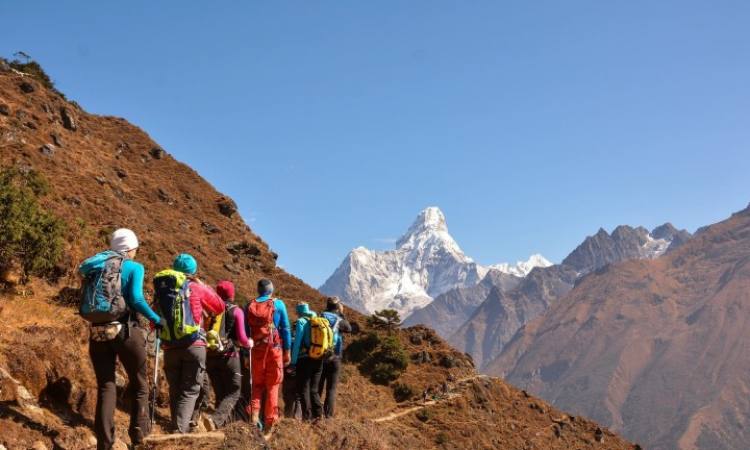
[317, 296, 352, 418]
[245, 279, 291, 432]
[81, 228, 165, 450]
[289, 302, 319, 420]
[153, 253, 224, 434]
[194, 280, 253, 429]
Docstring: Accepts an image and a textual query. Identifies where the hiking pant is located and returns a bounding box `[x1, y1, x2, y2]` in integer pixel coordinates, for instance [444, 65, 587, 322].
[89, 325, 149, 450]
[234, 352, 251, 422]
[282, 368, 301, 419]
[205, 354, 242, 427]
[250, 345, 283, 426]
[319, 356, 342, 418]
[297, 356, 325, 420]
[164, 345, 206, 433]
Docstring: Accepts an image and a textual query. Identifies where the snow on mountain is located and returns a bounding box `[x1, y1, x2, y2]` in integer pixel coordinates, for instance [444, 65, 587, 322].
[487, 254, 553, 278]
[319, 207, 549, 319]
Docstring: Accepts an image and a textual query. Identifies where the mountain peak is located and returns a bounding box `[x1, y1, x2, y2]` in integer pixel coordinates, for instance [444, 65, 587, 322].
[396, 206, 451, 248]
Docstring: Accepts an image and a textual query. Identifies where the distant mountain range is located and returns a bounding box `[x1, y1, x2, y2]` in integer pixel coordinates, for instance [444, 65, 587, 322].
[320, 207, 550, 318]
[489, 205, 750, 450]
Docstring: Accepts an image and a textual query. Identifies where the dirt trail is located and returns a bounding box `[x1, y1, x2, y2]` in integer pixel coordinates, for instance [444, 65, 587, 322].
[372, 374, 489, 423]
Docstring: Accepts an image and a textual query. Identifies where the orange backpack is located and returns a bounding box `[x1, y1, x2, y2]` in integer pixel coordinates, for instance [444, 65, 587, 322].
[247, 298, 280, 347]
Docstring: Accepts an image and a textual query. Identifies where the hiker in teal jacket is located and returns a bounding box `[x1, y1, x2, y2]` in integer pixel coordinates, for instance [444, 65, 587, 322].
[289, 303, 319, 420]
[82, 228, 164, 450]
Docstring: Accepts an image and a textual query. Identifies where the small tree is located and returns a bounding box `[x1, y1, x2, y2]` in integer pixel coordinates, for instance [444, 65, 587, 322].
[0, 168, 65, 281]
[368, 309, 402, 334]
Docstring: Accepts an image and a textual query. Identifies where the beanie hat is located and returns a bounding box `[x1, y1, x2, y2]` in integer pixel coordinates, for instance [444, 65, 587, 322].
[296, 302, 312, 317]
[216, 280, 235, 301]
[110, 228, 139, 253]
[257, 279, 274, 296]
[326, 296, 342, 312]
[173, 253, 198, 275]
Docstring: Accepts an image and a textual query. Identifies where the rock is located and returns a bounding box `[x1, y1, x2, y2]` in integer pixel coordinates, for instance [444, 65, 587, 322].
[115, 168, 127, 178]
[158, 188, 175, 204]
[409, 334, 423, 345]
[25, 121, 38, 129]
[50, 132, 63, 147]
[223, 263, 241, 274]
[595, 427, 604, 443]
[94, 176, 108, 185]
[217, 197, 237, 218]
[201, 222, 220, 234]
[0, 103, 9, 115]
[0, 59, 10, 72]
[39, 143, 55, 156]
[150, 147, 165, 159]
[19, 81, 35, 93]
[226, 241, 261, 257]
[60, 107, 77, 131]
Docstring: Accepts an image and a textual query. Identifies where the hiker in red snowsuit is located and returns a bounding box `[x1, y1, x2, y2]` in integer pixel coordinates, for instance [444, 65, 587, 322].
[245, 279, 291, 431]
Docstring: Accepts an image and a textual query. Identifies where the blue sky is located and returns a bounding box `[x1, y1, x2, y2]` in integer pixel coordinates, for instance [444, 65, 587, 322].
[2, 1, 749, 286]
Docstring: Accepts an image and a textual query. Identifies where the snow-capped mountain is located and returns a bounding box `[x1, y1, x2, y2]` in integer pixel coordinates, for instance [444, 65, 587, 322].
[319, 207, 550, 318]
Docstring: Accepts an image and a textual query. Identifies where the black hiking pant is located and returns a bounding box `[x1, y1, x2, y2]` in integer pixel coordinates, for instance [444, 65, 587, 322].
[282, 367, 301, 419]
[319, 355, 342, 418]
[89, 325, 149, 450]
[202, 354, 242, 427]
[164, 345, 206, 433]
[296, 357, 324, 420]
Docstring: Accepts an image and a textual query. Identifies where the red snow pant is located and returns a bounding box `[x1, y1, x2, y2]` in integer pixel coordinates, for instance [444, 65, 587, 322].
[249, 345, 283, 426]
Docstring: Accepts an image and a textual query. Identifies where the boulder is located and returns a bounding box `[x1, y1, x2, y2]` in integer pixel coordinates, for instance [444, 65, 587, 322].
[60, 107, 77, 131]
[0, 103, 9, 115]
[150, 147, 165, 159]
[217, 197, 237, 218]
[39, 144, 55, 156]
[19, 81, 35, 93]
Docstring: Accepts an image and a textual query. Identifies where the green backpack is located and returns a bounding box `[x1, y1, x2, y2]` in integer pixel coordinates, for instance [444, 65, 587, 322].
[153, 269, 202, 345]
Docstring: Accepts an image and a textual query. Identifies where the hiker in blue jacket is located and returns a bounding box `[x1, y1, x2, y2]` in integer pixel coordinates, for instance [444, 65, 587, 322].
[318, 297, 352, 418]
[289, 303, 318, 420]
[81, 228, 165, 450]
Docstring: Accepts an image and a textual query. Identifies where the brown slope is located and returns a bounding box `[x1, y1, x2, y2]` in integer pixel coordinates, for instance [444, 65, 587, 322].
[0, 62, 636, 450]
[488, 205, 750, 450]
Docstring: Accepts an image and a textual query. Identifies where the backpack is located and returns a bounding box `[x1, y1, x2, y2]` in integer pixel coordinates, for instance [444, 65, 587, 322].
[79, 251, 128, 324]
[153, 269, 203, 345]
[206, 303, 237, 354]
[321, 311, 343, 355]
[247, 298, 280, 347]
[308, 316, 335, 360]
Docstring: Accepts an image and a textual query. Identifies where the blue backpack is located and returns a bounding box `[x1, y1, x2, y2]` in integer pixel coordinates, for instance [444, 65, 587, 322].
[78, 251, 128, 324]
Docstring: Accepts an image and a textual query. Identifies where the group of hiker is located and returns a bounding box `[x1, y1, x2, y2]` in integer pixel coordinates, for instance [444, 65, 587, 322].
[79, 228, 350, 449]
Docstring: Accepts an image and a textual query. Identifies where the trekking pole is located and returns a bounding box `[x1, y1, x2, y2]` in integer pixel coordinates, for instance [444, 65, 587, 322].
[150, 335, 161, 426]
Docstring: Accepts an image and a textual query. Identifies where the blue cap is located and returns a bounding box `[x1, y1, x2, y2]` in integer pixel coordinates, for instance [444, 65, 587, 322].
[296, 303, 312, 316]
[173, 253, 198, 275]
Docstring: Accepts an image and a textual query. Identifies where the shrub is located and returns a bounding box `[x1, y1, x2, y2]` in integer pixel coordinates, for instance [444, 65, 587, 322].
[392, 382, 415, 402]
[0, 168, 65, 281]
[367, 309, 401, 334]
[416, 408, 433, 422]
[344, 331, 380, 363]
[435, 432, 448, 444]
[439, 354, 457, 368]
[360, 334, 409, 385]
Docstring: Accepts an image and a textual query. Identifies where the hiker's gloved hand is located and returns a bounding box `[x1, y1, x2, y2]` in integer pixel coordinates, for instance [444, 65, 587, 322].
[283, 350, 291, 367]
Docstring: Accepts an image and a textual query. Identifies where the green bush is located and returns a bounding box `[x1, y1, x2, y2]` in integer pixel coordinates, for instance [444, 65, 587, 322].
[360, 334, 409, 385]
[0, 168, 65, 280]
[344, 331, 380, 363]
[392, 382, 415, 402]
